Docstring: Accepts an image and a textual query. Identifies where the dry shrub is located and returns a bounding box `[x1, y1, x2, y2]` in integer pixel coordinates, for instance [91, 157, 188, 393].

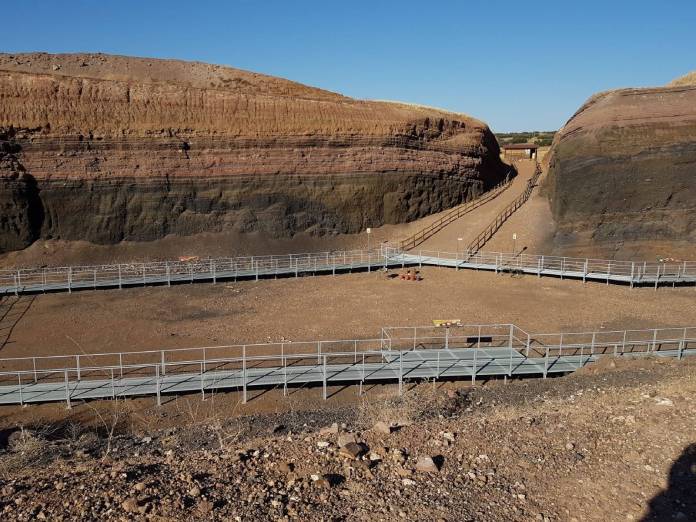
[0, 426, 55, 474]
[357, 379, 447, 429]
[172, 393, 243, 452]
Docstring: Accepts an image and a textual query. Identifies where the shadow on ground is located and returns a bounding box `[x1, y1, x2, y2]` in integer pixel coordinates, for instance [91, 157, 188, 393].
[642, 443, 696, 521]
[0, 295, 35, 351]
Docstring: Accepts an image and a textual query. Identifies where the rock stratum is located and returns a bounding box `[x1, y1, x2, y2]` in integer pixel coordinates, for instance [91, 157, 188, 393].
[546, 81, 696, 252]
[0, 53, 508, 253]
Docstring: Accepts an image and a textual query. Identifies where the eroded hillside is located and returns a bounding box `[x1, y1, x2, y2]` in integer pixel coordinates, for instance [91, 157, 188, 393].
[0, 53, 508, 252]
[546, 80, 696, 255]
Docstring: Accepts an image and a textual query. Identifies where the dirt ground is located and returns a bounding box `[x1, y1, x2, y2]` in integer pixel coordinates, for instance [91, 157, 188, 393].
[0, 357, 694, 521]
[1, 265, 696, 363]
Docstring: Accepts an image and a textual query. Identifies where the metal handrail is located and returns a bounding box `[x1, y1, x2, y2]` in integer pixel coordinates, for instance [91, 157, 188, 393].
[467, 163, 543, 254]
[397, 173, 514, 251]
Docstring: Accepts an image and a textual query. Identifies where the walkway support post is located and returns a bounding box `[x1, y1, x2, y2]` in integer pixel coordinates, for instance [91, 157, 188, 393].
[322, 355, 327, 400]
[64, 369, 71, 409]
[242, 345, 247, 404]
[472, 345, 477, 384]
[155, 365, 161, 407]
[18, 373, 23, 406]
[398, 350, 403, 395]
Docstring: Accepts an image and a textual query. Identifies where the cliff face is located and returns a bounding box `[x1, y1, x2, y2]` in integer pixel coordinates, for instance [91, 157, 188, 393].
[0, 53, 508, 252]
[546, 83, 696, 250]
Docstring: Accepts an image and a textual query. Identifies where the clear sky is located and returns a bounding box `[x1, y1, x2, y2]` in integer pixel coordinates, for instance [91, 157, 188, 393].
[3, 0, 695, 131]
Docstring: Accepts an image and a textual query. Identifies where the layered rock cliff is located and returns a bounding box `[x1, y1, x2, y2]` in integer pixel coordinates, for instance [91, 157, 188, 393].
[546, 81, 696, 251]
[0, 53, 508, 253]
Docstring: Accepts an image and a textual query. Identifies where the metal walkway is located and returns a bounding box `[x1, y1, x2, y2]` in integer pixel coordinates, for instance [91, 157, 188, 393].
[1, 323, 693, 406]
[1, 247, 696, 296]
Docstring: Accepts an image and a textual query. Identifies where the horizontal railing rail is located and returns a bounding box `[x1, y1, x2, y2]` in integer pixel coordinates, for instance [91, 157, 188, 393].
[3, 243, 696, 296]
[0, 322, 694, 406]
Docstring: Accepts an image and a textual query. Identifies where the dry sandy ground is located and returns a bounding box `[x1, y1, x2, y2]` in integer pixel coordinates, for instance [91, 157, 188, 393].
[1, 266, 695, 363]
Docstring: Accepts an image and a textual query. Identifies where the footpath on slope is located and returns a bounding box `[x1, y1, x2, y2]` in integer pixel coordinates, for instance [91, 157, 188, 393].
[413, 160, 538, 253]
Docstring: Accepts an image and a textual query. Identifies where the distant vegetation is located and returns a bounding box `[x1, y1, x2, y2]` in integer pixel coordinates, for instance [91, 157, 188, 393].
[495, 131, 556, 147]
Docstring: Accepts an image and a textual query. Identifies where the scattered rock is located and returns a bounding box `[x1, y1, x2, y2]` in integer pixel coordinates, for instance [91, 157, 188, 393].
[372, 421, 393, 435]
[337, 432, 357, 447]
[415, 456, 441, 473]
[339, 442, 366, 460]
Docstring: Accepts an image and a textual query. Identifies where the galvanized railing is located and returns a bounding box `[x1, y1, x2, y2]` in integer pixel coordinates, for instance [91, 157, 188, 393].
[0, 323, 694, 406]
[392, 249, 696, 288]
[0, 249, 389, 295]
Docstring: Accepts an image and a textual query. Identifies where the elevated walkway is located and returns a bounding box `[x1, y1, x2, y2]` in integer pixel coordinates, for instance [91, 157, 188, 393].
[0, 323, 694, 406]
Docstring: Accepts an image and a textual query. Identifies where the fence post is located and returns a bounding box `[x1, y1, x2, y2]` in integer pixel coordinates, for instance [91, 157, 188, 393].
[472, 346, 477, 384]
[68, 267, 72, 294]
[111, 368, 115, 399]
[118, 264, 123, 289]
[652, 329, 658, 352]
[161, 351, 166, 376]
[64, 369, 71, 409]
[16, 270, 21, 295]
[18, 373, 23, 406]
[679, 327, 687, 360]
[76, 355, 81, 381]
[317, 341, 322, 364]
[200, 362, 205, 400]
[583, 259, 588, 283]
[242, 345, 247, 404]
[526, 334, 531, 357]
[32, 357, 37, 383]
[283, 356, 288, 396]
[543, 346, 549, 378]
[539, 256, 544, 278]
[142, 263, 146, 286]
[630, 262, 635, 288]
[398, 351, 403, 395]
[360, 353, 365, 396]
[322, 355, 327, 400]
[155, 365, 161, 407]
[211, 260, 216, 284]
[654, 265, 660, 291]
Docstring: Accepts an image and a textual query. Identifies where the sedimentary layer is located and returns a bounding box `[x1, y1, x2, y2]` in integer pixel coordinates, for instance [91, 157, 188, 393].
[0, 53, 508, 252]
[546, 83, 696, 249]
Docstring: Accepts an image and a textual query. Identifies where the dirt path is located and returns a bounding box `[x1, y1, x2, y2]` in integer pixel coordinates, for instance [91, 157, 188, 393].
[413, 160, 538, 253]
[483, 165, 556, 254]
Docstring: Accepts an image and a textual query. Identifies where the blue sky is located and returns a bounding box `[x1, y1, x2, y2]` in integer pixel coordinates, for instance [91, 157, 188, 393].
[3, 0, 695, 131]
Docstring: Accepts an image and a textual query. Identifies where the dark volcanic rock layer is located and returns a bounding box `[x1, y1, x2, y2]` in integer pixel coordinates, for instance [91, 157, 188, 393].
[546, 84, 696, 250]
[0, 53, 508, 253]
